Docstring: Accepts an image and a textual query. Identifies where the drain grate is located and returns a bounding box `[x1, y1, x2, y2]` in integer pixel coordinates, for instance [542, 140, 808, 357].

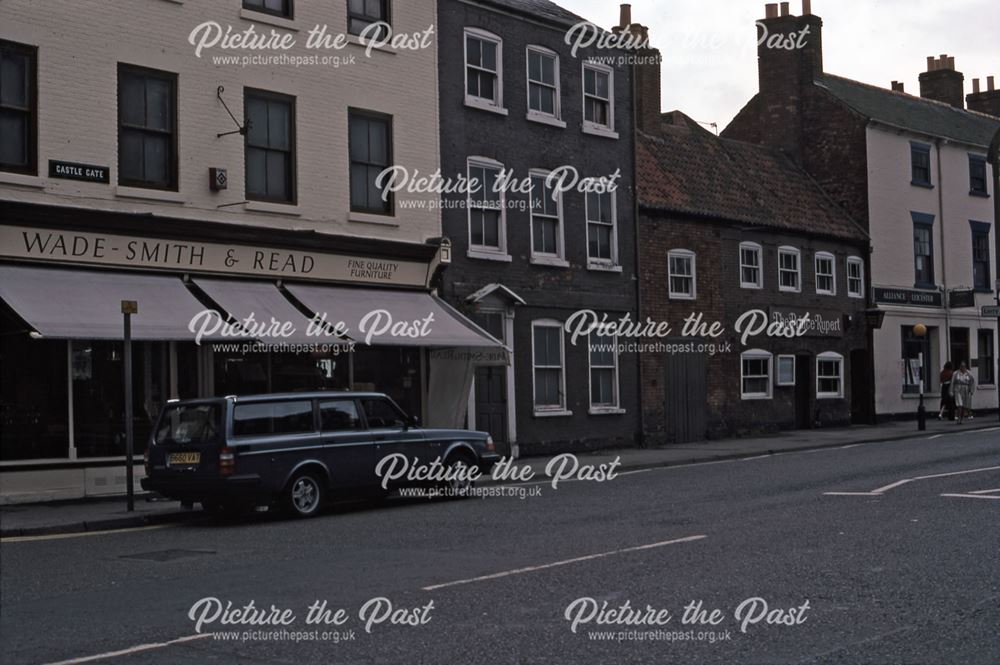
[120, 549, 216, 562]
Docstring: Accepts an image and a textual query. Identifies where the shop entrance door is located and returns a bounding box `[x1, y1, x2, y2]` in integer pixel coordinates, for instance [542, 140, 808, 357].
[850, 349, 874, 424]
[950, 327, 970, 367]
[662, 350, 707, 443]
[474, 366, 508, 453]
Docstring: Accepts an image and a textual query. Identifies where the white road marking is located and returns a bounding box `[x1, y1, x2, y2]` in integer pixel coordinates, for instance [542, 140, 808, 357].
[967, 488, 1000, 494]
[421, 534, 707, 591]
[940, 493, 1000, 500]
[927, 434, 943, 440]
[740, 454, 772, 461]
[824, 465, 1000, 497]
[1, 524, 176, 544]
[41, 633, 212, 665]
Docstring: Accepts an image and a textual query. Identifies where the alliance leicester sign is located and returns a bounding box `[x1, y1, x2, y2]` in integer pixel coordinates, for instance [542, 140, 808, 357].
[0, 225, 429, 287]
[873, 287, 943, 308]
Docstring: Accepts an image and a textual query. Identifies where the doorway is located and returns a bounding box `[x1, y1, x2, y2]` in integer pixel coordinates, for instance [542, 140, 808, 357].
[795, 353, 812, 429]
[662, 350, 707, 443]
[850, 349, 874, 424]
[950, 327, 970, 368]
[474, 366, 508, 455]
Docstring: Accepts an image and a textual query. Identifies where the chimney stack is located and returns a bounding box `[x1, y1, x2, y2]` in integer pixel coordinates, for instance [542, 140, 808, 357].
[753, 1, 824, 161]
[967, 73, 1000, 117]
[891, 81, 905, 93]
[918, 54, 965, 108]
[614, 4, 662, 133]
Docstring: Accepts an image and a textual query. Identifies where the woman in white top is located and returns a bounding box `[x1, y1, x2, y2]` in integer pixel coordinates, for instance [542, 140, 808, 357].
[951, 363, 976, 424]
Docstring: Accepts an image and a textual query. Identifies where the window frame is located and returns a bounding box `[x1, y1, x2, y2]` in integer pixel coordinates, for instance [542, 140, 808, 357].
[968, 154, 989, 196]
[531, 319, 568, 414]
[910, 141, 932, 187]
[348, 107, 394, 215]
[740, 349, 773, 400]
[739, 241, 763, 289]
[0, 40, 38, 175]
[347, 0, 390, 39]
[776, 355, 796, 387]
[525, 45, 561, 122]
[667, 249, 697, 300]
[242, 0, 293, 19]
[586, 188, 619, 267]
[466, 155, 508, 257]
[243, 87, 297, 204]
[814, 251, 836, 296]
[912, 213, 935, 288]
[846, 256, 865, 299]
[116, 63, 178, 191]
[970, 221, 991, 292]
[581, 61, 615, 136]
[463, 28, 504, 112]
[777, 246, 801, 293]
[816, 351, 845, 399]
[528, 168, 567, 265]
[588, 331, 620, 412]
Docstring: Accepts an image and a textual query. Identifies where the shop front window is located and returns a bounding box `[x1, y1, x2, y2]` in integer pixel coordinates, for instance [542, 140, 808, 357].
[1, 312, 68, 460]
[351, 346, 422, 419]
[72, 341, 169, 458]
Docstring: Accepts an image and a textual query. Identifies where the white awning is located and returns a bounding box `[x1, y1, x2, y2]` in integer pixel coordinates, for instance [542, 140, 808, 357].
[0, 264, 214, 341]
[285, 283, 502, 348]
[194, 278, 339, 344]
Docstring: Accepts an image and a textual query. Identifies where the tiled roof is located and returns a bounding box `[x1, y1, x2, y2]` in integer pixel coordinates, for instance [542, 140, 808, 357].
[815, 74, 1000, 147]
[639, 113, 866, 241]
[476, 0, 588, 28]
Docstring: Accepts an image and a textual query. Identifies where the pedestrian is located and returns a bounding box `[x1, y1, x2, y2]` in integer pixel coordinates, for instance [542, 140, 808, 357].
[951, 362, 976, 424]
[937, 361, 954, 420]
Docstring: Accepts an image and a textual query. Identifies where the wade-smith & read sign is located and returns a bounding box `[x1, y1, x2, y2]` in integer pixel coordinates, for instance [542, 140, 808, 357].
[0, 226, 428, 287]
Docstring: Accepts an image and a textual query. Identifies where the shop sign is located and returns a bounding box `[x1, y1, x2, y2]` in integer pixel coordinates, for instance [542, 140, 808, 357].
[0, 225, 428, 287]
[872, 287, 943, 308]
[948, 289, 975, 309]
[768, 307, 844, 338]
[982, 305, 1000, 317]
[48, 160, 110, 183]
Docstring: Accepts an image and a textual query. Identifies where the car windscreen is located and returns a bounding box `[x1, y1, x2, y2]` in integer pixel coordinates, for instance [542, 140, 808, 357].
[155, 403, 223, 446]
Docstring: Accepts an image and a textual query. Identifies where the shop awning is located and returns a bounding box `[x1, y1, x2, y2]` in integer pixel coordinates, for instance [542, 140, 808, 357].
[194, 278, 339, 344]
[0, 264, 215, 341]
[286, 283, 502, 348]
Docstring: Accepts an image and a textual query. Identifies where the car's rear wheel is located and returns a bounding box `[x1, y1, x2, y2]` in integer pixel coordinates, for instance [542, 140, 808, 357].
[284, 472, 324, 518]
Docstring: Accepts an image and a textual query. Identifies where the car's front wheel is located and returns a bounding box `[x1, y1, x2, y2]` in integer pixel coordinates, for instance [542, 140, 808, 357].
[284, 472, 324, 518]
[442, 454, 476, 498]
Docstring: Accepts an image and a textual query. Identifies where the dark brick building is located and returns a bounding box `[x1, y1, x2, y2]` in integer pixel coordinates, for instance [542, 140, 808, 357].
[638, 114, 870, 444]
[436, 0, 639, 455]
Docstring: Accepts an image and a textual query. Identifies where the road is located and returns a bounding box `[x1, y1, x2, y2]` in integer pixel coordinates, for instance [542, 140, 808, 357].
[1, 427, 998, 665]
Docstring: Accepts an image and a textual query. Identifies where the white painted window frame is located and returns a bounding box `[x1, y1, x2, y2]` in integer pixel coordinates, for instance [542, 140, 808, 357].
[588, 331, 622, 413]
[581, 61, 617, 139]
[531, 319, 570, 416]
[816, 351, 845, 399]
[815, 251, 836, 296]
[466, 156, 510, 260]
[846, 256, 864, 299]
[741, 349, 773, 400]
[464, 27, 506, 114]
[777, 246, 801, 293]
[528, 168, 568, 267]
[667, 249, 697, 300]
[739, 241, 763, 289]
[525, 45, 564, 128]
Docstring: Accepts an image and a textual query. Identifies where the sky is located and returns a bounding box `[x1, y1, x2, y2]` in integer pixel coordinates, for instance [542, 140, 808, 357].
[561, 0, 1000, 131]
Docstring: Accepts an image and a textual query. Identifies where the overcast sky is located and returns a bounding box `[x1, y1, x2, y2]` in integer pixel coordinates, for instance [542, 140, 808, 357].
[562, 0, 1000, 132]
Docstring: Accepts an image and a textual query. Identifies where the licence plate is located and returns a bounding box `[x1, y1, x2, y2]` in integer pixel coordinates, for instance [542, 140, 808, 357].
[169, 452, 201, 465]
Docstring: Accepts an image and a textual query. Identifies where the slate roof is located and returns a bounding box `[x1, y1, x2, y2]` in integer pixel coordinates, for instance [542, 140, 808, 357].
[639, 112, 866, 242]
[477, 0, 588, 28]
[815, 74, 1000, 147]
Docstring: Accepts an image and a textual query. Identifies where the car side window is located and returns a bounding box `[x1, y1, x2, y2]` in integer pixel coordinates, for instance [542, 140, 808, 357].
[233, 400, 314, 436]
[320, 400, 362, 432]
[360, 398, 408, 429]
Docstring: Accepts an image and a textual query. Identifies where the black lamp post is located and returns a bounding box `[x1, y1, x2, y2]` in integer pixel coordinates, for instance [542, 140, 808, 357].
[913, 323, 928, 431]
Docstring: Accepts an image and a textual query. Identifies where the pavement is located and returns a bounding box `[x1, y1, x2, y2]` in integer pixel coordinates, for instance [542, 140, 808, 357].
[1, 425, 997, 664]
[1, 416, 996, 538]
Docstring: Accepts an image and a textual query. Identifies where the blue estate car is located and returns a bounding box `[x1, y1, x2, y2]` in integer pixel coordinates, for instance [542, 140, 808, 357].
[141, 392, 499, 518]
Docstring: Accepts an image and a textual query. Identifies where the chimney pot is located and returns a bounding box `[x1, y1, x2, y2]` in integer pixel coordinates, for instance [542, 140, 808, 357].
[988, 76, 996, 91]
[973, 78, 981, 94]
[802, 0, 812, 14]
[891, 81, 905, 92]
[765, 3, 779, 19]
[780, 1, 790, 16]
[619, 4, 632, 28]
[946, 56, 955, 70]
[926, 56, 936, 71]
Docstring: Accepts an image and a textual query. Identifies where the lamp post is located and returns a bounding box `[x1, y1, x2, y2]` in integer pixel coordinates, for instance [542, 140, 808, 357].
[122, 300, 138, 512]
[913, 323, 928, 431]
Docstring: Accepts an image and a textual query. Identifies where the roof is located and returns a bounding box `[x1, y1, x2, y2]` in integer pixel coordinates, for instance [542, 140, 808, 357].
[638, 112, 866, 241]
[815, 74, 1000, 147]
[475, 0, 588, 28]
